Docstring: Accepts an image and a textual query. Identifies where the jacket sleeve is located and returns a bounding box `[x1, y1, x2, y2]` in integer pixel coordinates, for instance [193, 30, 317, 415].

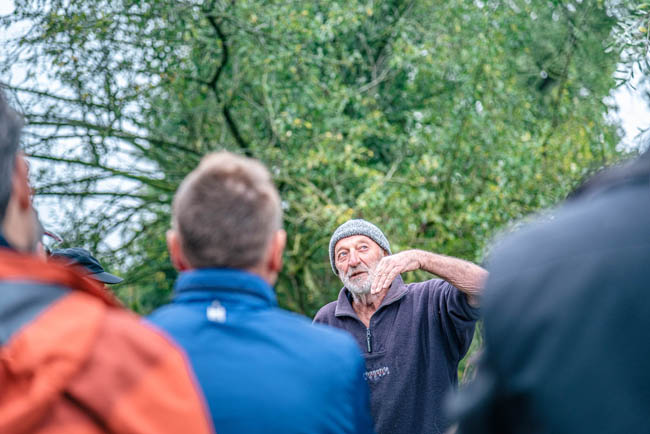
[429, 280, 480, 362]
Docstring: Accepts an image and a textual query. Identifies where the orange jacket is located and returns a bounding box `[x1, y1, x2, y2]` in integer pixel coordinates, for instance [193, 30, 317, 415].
[0, 249, 214, 434]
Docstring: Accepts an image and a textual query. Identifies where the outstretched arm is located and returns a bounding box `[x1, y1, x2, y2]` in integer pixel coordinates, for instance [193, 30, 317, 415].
[371, 250, 487, 307]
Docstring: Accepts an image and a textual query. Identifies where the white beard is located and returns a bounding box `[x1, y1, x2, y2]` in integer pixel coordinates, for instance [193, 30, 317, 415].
[341, 266, 373, 296]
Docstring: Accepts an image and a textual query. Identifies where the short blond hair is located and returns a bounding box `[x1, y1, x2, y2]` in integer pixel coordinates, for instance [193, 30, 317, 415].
[172, 151, 282, 269]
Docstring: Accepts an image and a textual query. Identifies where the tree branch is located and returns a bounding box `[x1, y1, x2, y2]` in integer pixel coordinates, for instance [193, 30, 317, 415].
[34, 191, 155, 199]
[205, 11, 252, 155]
[24, 116, 202, 157]
[26, 153, 176, 192]
[2, 83, 114, 111]
[34, 174, 111, 191]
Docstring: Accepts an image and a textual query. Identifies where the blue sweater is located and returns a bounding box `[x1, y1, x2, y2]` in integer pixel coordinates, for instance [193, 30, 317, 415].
[148, 269, 374, 434]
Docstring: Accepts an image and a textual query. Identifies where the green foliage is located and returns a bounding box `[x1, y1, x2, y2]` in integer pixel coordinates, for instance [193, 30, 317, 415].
[613, 1, 650, 84]
[1, 0, 630, 326]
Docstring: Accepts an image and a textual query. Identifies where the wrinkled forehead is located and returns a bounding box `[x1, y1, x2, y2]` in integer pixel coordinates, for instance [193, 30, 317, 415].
[334, 234, 380, 253]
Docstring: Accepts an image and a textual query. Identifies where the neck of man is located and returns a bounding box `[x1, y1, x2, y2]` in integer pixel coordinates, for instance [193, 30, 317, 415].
[246, 263, 277, 287]
[350, 287, 388, 326]
[1, 204, 35, 254]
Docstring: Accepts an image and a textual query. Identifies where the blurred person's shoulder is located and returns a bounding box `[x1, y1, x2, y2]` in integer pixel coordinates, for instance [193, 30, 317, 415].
[70, 301, 213, 431]
[63, 291, 198, 390]
[313, 299, 338, 324]
[490, 181, 649, 278]
[490, 152, 650, 279]
[259, 306, 365, 383]
[97, 305, 188, 361]
[275, 306, 362, 359]
[483, 176, 650, 330]
[0, 268, 211, 433]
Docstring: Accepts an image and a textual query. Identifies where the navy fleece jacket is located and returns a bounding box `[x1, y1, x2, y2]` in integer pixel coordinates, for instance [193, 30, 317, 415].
[314, 276, 479, 434]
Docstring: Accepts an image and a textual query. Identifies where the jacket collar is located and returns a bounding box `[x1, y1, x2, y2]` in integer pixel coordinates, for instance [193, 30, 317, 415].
[173, 268, 277, 307]
[334, 275, 409, 319]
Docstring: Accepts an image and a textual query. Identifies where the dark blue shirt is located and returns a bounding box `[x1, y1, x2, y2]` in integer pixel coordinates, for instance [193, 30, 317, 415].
[314, 276, 479, 434]
[148, 268, 375, 434]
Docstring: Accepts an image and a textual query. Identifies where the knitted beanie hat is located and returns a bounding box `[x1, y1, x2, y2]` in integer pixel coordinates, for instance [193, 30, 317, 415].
[329, 219, 391, 275]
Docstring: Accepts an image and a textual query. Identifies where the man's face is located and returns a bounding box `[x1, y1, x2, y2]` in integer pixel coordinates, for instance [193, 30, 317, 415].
[334, 235, 385, 296]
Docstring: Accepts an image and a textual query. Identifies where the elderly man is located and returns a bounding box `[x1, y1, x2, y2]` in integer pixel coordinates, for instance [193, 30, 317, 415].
[314, 219, 487, 434]
[0, 92, 212, 433]
[148, 152, 374, 434]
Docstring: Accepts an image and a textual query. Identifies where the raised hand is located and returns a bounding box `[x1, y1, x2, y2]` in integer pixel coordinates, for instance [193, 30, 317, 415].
[371, 250, 421, 294]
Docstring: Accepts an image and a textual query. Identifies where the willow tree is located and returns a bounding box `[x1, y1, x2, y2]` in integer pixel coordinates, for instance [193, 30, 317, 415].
[0, 0, 634, 317]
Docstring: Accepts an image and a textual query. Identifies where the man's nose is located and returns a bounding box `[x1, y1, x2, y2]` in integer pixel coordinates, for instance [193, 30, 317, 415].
[348, 249, 360, 266]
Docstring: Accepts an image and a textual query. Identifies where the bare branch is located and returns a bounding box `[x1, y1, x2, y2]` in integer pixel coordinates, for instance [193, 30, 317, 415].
[24, 116, 203, 157]
[35, 191, 155, 199]
[205, 11, 252, 155]
[27, 153, 176, 192]
[34, 174, 112, 191]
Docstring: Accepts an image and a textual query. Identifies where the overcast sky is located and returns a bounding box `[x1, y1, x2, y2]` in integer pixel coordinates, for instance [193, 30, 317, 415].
[611, 81, 650, 151]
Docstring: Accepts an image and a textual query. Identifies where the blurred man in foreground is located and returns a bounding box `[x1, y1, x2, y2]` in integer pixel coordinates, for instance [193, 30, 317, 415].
[451, 150, 650, 433]
[314, 219, 487, 434]
[148, 151, 374, 434]
[0, 92, 213, 434]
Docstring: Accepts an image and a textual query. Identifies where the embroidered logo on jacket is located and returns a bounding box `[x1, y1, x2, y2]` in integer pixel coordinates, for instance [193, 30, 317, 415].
[364, 366, 390, 382]
[207, 300, 227, 323]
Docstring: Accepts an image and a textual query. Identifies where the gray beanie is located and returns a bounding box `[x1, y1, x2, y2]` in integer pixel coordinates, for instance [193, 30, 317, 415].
[329, 219, 391, 275]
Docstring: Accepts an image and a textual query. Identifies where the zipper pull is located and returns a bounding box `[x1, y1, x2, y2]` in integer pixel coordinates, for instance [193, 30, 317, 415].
[366, 327, 372, 353]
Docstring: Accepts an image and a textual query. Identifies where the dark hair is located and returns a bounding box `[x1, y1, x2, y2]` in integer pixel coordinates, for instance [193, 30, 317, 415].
[0, 91, 23, 223]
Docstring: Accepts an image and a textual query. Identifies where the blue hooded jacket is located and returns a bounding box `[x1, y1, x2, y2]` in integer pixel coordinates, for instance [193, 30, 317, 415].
[148, 269, 374, 434]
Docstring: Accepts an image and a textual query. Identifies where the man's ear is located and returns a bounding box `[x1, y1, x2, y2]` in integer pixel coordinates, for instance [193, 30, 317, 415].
[12, 154, 31, 211]
[167, 229, 191, 271]
[268, 229, 286, 273]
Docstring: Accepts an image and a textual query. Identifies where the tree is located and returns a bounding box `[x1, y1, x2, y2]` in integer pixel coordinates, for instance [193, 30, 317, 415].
[0, 0, 632, 321]
[613, 1, 650, 85]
